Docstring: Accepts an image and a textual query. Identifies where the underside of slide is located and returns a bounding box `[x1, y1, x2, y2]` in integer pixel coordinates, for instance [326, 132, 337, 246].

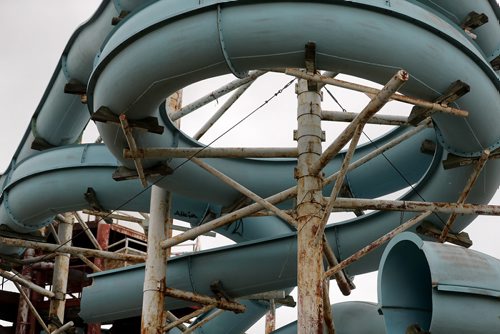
[1, 0, 499, 333]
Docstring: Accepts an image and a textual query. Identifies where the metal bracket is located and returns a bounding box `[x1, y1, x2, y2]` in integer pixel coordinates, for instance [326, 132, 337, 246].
[420, 139, 436, 155]
[64, 80, 87, 104]
[417, 221, 472, 248]
[91, 106, 164, 134]
[338, 183, 364, 217]
[112, 164, 173, 182]
[111, 10, 130, 25]
[304, 42, 319, 91]
[408, 80, 470, 125]
[210, 280, 232, 301]
[491, 54, 500, 71]
[442, 147, 499, 169]
[460, 11, 488, 31]
[84, 187, 113, 224]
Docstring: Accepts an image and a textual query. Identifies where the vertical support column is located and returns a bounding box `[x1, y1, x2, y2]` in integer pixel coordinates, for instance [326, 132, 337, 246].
[15, 248, 34, 334]
[48, 215, 73, 332]
[295, 76, 325, 334]
[141, 186, 171, 334]
[94, 222, 111, 270]
[88, 221, 110, 334]
[28, 270, 43, 334]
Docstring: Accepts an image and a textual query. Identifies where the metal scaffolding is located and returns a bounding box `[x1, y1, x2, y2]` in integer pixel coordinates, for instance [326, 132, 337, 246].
[1, 55, 498, 334]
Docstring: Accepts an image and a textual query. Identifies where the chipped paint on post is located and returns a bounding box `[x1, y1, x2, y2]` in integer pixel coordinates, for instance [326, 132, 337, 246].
[295, 77, 325, 334]
[141, 186, 171, 334]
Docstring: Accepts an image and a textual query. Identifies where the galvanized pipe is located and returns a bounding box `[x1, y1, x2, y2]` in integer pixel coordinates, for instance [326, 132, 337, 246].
[169, 70, 266, 121]
[72, 211, 102, 250]
[0, 269, 55, 298]
[182, 309, 225, 334]
[0, 236, 145, 262]
[294, 77, 325, 334]
[48, 216, 73, 332]
[324, 211, 432, 279]
[194, 81, 254, 140]
[310, 70, 409, 176]
[439, 149, 490, 241]
[191, 157, 297, 228]
[163, 304, 216, 332]
[141, 186, 170, 334]
[329, 198, 500, 215]
[13, 281, 51, 334]
[124, 147, 298, 159]
[278, 68, 468, 118]
[165, 311, 188, 332]
[164, 287, 246, 313]
[321, 110, 412, 126]
[50, 321, 75, 334]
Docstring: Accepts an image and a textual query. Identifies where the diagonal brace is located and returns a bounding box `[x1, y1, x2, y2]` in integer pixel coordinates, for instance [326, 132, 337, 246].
[119, 114, 148, 188]
[309, 70, 409, 176]
[439, 149, 490, 242]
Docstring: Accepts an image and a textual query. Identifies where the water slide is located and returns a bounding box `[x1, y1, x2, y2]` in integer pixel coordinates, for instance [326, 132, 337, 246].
[1, 0, 499, 333]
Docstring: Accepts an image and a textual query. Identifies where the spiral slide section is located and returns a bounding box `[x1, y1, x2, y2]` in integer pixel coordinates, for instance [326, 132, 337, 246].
[0, 0, 499, 333]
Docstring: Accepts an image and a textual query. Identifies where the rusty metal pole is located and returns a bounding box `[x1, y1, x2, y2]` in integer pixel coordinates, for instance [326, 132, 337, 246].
[141, 186, 170, 334]
[265, 299, 276, 334]
[15, 248, 34, 334]
[94, 222, 111, 269]
[48, 215, 73, 332]
[295, 75, 325, 334]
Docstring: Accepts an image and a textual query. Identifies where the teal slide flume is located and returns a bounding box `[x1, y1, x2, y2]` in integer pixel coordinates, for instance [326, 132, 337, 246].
[0, 1, 498, 333]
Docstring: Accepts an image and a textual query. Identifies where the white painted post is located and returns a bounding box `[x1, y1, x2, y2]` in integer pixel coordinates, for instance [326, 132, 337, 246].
[141, 186, 171, 334]
[295, 76, 325, 334]
[48, 215, 73, 332]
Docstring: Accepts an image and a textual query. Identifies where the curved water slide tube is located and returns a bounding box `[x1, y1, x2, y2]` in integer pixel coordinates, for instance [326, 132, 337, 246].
[0, 0, 498, 332]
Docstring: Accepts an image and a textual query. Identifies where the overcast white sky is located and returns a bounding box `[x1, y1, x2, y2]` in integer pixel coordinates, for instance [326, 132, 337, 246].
[0, 1, 499, 333]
